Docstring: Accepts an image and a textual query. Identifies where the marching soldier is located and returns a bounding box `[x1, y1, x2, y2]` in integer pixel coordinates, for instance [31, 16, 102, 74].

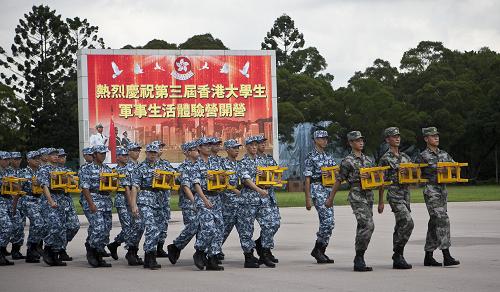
[167, 141, 199, 265]
[79, 145, 113, 268]
[191, 137, 225, 271]
[417, 127, 460, 267]
[16, 151, 45, 263]
[326, 131, 383, 272]
[304, 130, 336, 264]
[0, 151, 15, 266]
[378, 127, 414, 269]
[9, 151, 26, 260]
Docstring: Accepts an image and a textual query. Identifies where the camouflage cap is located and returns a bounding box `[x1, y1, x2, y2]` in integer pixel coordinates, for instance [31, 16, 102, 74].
[384, 127, 400, 138]
[224, 139, 242, 149]
[210, 137, 222, 144]
[245, 136, 260, 145]
[38, 148, 49, 156]
[10, 152, 22, 159]
[313, 130, 328, 139]
[347, 131, 364, 141]
[27, 151, 40, 160]
[255, 135, 267, 143]
[422, 127, 439, 136]
[93, 145, 108, 154]
[0, 151, 9, 160]
[151, 140, 166, 147]
[126, 142, 142, 151]
[197, 137, 212, 146]
[47, 148, 59, 155]
[181, 141, 198, 152]
[145, 143, 160, 153]
[82, 147, 95, 155]
[116, 146, 128, 156]
[57, 148, 67, 156]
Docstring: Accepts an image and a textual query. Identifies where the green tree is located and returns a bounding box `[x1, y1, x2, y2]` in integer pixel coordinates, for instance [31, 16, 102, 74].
[0, 83, 30, 150]
[261, 14, 304, 67]
[179, 33, 228, 50]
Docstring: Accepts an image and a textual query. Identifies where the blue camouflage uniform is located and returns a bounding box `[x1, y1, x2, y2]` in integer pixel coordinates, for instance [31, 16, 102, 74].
[304, 130, 336, 246]
[221, 140, 243, 243]
[8, 152, 27, 249]
[0, 152, 16, 251]
[131, 144, 169, 253]
[192, 137, 225, 257]
[79, 146, 113, 253]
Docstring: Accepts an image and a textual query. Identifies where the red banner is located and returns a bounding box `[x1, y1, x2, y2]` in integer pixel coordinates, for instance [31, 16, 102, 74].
[86, 53, 274, 162]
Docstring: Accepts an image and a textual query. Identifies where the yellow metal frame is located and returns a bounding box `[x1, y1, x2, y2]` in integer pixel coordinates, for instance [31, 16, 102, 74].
[64, 172, 81, 193]
[256, 166, 288, 188]
[437, 162, 468, 184]
[50, 171, 82, 193]
[1, 177, 27, 196]
[207, 170, 236, 191]
[152, 170, 180, 191]
[50, 171, 69, 190]
[398, 163, 428, 184]
[99, 171, 126, 192]
[321, 166, 340, 187]
[360, 166, 392, 190]
[31, 177, 43, 195]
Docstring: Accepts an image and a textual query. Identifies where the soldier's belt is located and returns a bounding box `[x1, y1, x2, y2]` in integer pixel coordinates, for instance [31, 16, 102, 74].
[256, 166, 288, 188]
[152, 170, 180, 191]
[437, 162, 468, 184]
[1, 176, 28, 196]
[310, 177, 322, 184]
[360, 166, 392, 190]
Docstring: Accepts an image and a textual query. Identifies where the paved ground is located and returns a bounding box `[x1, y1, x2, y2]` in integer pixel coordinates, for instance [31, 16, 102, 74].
[1, 201, 500, 292]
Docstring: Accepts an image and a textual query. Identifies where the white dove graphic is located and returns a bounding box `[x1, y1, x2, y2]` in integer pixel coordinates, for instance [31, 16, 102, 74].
[111, 62, 123, 79]
[154, 62, 165, 71]
[220, 63, 229, 74]
[134, 63, 144, 74]
[176, 58, 189, 72]
[239, 61, 250, 78]
[200, 62, 209, 70]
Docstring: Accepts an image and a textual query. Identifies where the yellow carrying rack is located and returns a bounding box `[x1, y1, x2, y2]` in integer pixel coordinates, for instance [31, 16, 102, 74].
[256, 166, 288, 188]
[398, 163, 428, 184]
[152, 170, 180, 191]
[321, 166, 340, 187]
[31, 177, 43, 195]
[50, 171, 82, 193]
[1, 177, 27, 196]
[99, 171, 126, 192]
[50, 171, 70, 190]
[437, 162, 469, 184]
[207, 170, 236, 191]
[360, 166, 392, 190]
[64, 172, 81, 193]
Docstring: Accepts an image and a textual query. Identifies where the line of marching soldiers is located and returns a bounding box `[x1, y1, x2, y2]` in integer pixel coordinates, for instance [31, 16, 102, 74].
[0, 126, 462, 272]
[0, 135, 281, 270]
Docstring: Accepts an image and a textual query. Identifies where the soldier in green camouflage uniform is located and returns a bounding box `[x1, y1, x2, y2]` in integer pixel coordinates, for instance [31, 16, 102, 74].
[378, 127, 413, 269]
[326, 131, 383, 272]
[417, 127, 460, 267]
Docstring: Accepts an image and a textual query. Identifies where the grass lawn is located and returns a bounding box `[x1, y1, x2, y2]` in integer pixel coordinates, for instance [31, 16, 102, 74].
[71, 185, 500, 215]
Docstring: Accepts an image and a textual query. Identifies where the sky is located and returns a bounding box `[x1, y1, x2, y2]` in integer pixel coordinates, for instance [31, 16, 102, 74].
[1, 0, 499, 88]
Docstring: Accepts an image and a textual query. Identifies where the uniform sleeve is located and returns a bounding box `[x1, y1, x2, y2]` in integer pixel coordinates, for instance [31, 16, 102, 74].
[131, 165, 142, 188]
[238, 160, 252, 181]
[79, 167, 91, 190]
[180, 164, 192, 188]
[191, 163, 202, 185]
[37, 167, 51, 187]
[337, 158, 351, 182]
[303, 153, 313, 177]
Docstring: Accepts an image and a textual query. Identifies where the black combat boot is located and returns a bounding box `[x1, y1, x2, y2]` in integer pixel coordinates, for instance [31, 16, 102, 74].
[52, 251, 68, 266]
[85, 243, 99, 267]
[354, 250, 373, 272]
[424, 251, 442, 266]
[311, 241, 329, 264]
[125, 246, 140, 266]
[193, 249, 206, 270]
[206, 254, 224, 271]
[260, 248, 276, 268]
[25, 243, 40, 263]
[167, 243, 181, 265]
[156, 241, 168, 258]
[0, 247, 14, 266]
[217, 252, 225, 261]
[392, 247, 411, 269]
[107, 241, 121, 260]
[96, 250, 112, 267]
[42, 246, 55, 266]
[1, 246, 11, 256]
[134, 247, 144, 265]
[36, 240, 43, 256]
[244, 250, 260, 268]
[11, 244, 26, 260]
[442, 249, 460, 266]
[144, 251, 161, 270]
[59, 249, 73, 261]
[255, 237, 278, 262]
[319, 243, 335, 264]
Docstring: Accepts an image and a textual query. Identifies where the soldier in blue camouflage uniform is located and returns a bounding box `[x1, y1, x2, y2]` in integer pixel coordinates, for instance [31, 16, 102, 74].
[0, 151, 16, 266]
[130, 143, 171, 270]
[417, 127, 460, 267]
[37, 148, 68, 266]
[378, 127, 413, 269]
[106, 146, 143, 266]
[167, 141, 199, 265]
[304, 130, 336, 264]
[78, 147, 94, 208]
[8, 151, 27, 260]
[151, 140, 174, 258]
[220, 140, 242, 247]
[326, 131, 383, 272]
[80, 145, 113, 268]
[55, 148, 80, 261]
[236, 136, 277, 268]
[190, 136, 225, 271]
[16, 151, 45, 263]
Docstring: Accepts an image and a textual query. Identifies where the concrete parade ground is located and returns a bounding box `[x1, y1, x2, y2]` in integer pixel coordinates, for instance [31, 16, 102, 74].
[1, 201, 499, 292]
